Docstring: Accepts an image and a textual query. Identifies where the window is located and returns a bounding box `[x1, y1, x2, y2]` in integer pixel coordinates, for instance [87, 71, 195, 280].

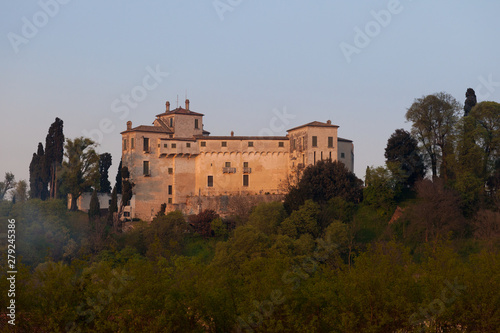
[195, 119, 199, 129]
[201, 141, 206, 147]
[314, 151, 316, 165]
[123, 139, 128, 151]
[341, 152, 345, 158]
[169, 118, 173, 127]
[221, 141, 227, 147]
[168, 185, 172, 195]
[143, 161, 150, 176]
[186, 143, 191, 148]
[243, 162, 248, 168]
[168, 198, 172, 204]
[168, 168, 173, 174]
[278, 141, 284, 147]
[164, 144, 168, 148]
[171, 143, 176, 148]
[158, 144, 160, 148]
[207, 176, 213, 187]
[124, 211, 130, 217]
[328, 137, 333, 148]
[131, 138, 135, 149]
[312, 136, 318, 147]
[225, 162, 231, 168]
[143, 137, 150, 152]
[243, 175, 249, 187]
[329, 151, 332, 160]
[248, 141, 254, 147]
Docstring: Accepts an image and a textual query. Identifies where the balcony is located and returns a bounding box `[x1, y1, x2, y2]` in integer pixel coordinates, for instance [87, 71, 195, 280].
[222, 167, 236, 174]
[243, 167, 252, 174]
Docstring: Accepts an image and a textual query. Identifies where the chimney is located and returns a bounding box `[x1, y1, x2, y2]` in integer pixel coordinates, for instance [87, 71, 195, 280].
[166, 101, 170, 112]
[326, 120, 332, 125]
[126, 121, 132, 130]
[185, 99, 190, 110]
[231, 131, 234, 137]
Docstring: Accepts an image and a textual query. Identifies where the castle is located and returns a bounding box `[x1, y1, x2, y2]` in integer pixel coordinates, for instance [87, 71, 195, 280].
[121, 99, 354, 220]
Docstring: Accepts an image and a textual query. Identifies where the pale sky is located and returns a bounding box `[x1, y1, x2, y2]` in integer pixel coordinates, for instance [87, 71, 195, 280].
[1, 1, 500, 186]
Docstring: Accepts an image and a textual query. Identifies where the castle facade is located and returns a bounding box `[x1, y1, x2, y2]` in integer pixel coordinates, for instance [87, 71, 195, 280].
[121, 100, 354, 220]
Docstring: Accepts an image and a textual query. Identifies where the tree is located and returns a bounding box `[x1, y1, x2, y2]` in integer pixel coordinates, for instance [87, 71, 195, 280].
[29, 143, 49, 200]
[385, 129, 426, 188]
[0, 172, 16, 201]
[189, 209, 220, 238]
[107, 186, 118, 225]
[464, 88, 477, 117]
[283, 160, 363, 213]
[98, 153, 112, 193]
[88, 189, 100, 220]
[44, 118, 65, 198]
[115, 159, 123, 194]
[13, 180, 28, 203]
[60, 137, 100, 211]
[406, 92, 461, 180]
[468, 101, 500, 177]
[120, 166, 133, 208]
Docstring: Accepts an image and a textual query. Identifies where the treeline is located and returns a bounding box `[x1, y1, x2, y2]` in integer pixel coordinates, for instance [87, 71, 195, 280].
[0, 89, 499, 331]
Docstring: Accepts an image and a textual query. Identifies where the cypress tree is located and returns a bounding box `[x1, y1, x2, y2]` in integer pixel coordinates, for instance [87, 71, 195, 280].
[44, 118, 64, 198]
[29, 143, 49, 200]
[115, 159, 123, 194]
[98, 153, 112, 193]
[108, 185, 118, 225]
[89, 189, 100, 220]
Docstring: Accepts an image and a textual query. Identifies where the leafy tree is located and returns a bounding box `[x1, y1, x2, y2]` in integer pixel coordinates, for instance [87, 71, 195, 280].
[0, 172, 16, 201]
[468, 101, 500, 177]
[385, 129, 426, 188]
[280, 200, 320, 238]
[98, 153, 112, 193]
[189, 209, 220, 238]
[60, 137, 100, 211]
[284, 160, 363, 213]
[29, 143, 49, 200]
[44, 117, 65, 198]
[89, 189, 100, 220]
[363, 166, 398, 215]
[406, 92, 461, 180]
[247, 201, 287, 234]
[13, 179, 28, 203]
[115, 158, 123, 194]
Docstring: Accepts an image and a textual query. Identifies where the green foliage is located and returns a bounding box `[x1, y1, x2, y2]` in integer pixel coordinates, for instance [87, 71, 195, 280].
[284, 160, 363, 213]
[406, 92, 461, 179]
[385, 128, 426, 188]
[29, 142, 49, 200]
[280, 200, 320, 239]
[60, 137, 100, 211]
[247, 201, 287, 234]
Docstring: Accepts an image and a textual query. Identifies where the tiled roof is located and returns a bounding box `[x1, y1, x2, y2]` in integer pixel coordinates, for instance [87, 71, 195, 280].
[120, 125, 170, 134]
[287, 121, 339, 132]
[338, 137, 353, 142]
[156, 107, 204, 117]
[194, 135, 288, 141]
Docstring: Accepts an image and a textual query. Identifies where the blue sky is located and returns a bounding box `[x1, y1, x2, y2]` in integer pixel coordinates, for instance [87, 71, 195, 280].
[1, 0, 500, 186]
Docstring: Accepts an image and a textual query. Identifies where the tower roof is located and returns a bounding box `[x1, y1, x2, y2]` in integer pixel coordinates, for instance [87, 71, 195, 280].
[287, 120, 339, 132]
